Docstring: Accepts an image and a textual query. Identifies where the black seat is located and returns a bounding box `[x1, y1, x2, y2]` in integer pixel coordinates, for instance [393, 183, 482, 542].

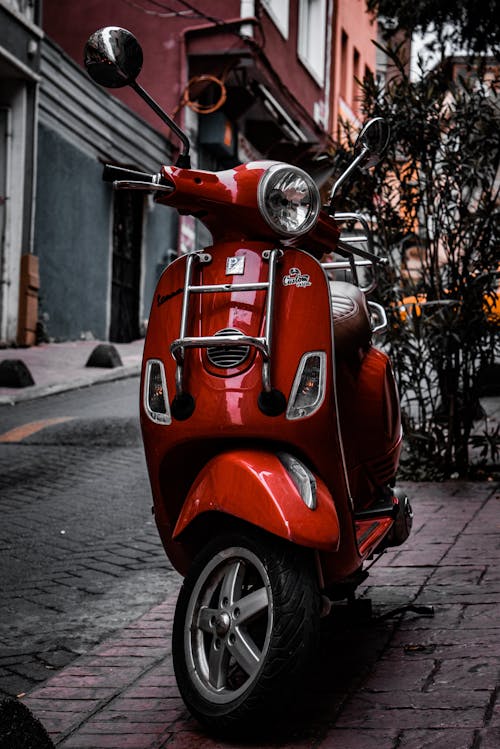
[330, 281, 372, 359]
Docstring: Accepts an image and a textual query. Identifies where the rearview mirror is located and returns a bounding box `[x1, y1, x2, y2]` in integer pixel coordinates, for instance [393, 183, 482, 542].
[354, 117, 390, 167]
[84, 27, 143, 89]
[328, 117, 390, 204]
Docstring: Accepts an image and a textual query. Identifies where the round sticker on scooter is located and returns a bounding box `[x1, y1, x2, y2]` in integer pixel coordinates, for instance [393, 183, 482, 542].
[283, 267, 312, 288]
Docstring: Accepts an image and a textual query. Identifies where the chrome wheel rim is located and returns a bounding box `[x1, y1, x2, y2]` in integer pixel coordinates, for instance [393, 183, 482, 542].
[184, 547, 273, 704]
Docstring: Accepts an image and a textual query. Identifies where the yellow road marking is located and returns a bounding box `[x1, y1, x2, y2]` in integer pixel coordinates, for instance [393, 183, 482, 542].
[0, 417, 75, 443]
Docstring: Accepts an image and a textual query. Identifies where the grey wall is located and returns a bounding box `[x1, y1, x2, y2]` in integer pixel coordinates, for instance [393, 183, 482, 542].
[36, 38, 178, 342]
[142, 198, 178, 325]
[36, 123, 111, 340]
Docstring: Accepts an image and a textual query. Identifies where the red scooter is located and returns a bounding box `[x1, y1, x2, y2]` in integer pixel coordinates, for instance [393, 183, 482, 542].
[85, 28, 413, 734]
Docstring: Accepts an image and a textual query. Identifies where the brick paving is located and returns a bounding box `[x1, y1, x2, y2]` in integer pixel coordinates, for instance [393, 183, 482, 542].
[0, 403, 179, 702]
[15, 479, 499, 749]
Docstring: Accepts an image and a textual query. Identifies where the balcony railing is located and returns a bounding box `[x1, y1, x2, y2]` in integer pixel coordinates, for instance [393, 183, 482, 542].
[3, 0, 36, 24]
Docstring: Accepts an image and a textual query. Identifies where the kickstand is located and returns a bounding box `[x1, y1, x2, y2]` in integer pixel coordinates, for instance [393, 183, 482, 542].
[377, 604, 435, 621]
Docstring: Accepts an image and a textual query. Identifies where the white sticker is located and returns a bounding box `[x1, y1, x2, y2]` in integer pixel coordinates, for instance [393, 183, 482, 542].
[282, 267, 312, 288]
[226, 256, 246, 275]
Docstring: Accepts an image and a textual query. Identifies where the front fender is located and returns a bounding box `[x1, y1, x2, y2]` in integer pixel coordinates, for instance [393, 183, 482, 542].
[172, 449, 340, 552]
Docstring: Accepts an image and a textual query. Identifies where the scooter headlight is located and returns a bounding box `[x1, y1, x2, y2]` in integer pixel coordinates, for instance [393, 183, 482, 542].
[286, 351, 326, 420]
[258, 164, 320, 237]
[144, 359, 171, 424]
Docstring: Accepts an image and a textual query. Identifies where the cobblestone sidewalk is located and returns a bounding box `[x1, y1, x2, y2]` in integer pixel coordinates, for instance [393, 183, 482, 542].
[0, 340, 143, 405]
[16, 479, 500, 749]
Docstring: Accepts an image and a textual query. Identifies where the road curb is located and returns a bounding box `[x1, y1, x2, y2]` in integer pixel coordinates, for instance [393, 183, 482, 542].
[0, 364, 141, 406]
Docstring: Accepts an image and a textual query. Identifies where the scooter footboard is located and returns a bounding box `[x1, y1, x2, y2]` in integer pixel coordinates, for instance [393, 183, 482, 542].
[172, 449, 340, 552]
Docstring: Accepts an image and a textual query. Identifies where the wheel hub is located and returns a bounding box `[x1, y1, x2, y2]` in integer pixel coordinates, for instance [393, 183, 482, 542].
[214, 611, 231, 637]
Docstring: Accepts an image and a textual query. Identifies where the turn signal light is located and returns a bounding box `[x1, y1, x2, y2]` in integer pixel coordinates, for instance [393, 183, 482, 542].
[144, 359, 171, 424]
[286, 351, 326, 420]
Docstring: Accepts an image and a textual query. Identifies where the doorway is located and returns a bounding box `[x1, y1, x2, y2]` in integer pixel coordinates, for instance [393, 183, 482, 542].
[110, 189, 143, 342]
[0, 107, 9, 342]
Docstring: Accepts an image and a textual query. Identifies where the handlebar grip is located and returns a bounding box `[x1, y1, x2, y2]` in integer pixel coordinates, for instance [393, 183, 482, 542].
[102, 164, 155, 183]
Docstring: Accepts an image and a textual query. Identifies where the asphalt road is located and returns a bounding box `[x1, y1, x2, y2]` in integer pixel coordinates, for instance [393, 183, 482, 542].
[0, 377, 180, 700]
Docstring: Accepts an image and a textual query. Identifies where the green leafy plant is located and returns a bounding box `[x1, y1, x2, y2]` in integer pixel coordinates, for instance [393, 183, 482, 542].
[331, 47, 500, 478]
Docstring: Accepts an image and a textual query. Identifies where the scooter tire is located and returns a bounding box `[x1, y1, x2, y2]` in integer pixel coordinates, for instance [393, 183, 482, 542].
[172, 527, 320, 736]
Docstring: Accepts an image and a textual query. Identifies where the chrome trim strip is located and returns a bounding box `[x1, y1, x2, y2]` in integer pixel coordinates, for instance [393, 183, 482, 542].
[367, 301, 388, 334]
[170, 335, 268, 364]
[317, 261, 354, 510]
[262, 249, 279, 392]
[174, 253, 197, 395]
[113, 180, 175, 192]
[322, 259, 374, 269]
[188, 282, 269, 293]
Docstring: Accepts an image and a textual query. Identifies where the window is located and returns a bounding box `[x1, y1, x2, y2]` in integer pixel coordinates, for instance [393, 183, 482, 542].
[353, 47, 360, 114]
[298, 0, 327, 85]
[261, 0, 289, 39]
[340, 29, 348, 100]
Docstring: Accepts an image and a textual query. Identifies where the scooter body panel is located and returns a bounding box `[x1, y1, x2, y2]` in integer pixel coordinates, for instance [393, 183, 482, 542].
[171, 449, 340, 551]
[140, 242, 359, 578]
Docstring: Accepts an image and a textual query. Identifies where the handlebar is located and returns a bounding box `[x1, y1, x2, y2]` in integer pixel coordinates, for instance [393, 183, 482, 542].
[102, 164, 157, 183]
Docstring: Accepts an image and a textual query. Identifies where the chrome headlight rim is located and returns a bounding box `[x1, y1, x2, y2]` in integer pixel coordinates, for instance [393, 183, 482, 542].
[257, 163, 321, 238]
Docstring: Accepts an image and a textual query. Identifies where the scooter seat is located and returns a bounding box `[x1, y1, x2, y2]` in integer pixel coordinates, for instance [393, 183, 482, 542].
[330, 281, 372, 358]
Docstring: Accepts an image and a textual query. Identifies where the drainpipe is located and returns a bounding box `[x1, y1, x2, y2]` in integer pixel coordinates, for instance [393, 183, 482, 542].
[324, 0, 334, 134]
[240, 0, 255, 38]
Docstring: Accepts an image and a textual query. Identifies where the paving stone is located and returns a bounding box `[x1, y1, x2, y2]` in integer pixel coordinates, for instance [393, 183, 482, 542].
[98, 708, 184, 724]
[391, 544, 450, 566]
[106, 695, 183, 713]
[460, 603, 500, 627]
[416, 583, 500, 605]
[61, 734, 168, 748]
[43, 668, 146, 689]
[489, 692, 500, 726]
[396, 602, 465, 629]
[23, 697, 102, 713]
[366, 566, 435, 586]
[430, 565, 487, 585]
[360, 658, 434, 692]
[479, 727, 500, 748]
[7, 660, 58, 683]
[0, 672, 34, 697]
[387, 628, 498, 661]
[336, 704, 485, 730]
[428, 658, 499, 691]
[319, 729, 399, 748]
[396, 728, 477, 748]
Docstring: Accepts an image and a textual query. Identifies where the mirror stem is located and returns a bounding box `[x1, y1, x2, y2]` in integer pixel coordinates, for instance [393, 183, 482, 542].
[328, 145, 369, 209]
[130, 81, 191, 168]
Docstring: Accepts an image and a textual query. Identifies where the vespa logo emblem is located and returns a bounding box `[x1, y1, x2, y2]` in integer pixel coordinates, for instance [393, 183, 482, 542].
[226, 256, 245, 275]
[282, 267, 312, 288]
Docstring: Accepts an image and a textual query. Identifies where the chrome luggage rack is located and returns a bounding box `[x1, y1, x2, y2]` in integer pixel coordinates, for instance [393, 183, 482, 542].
[170, 249, 282, 404]
[322, 212, 388, 294]
[323, 212, 389, 334]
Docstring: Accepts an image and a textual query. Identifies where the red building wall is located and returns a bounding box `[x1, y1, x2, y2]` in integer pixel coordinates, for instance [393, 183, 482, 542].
[42, 0, 331, 138]
[330, 0, 377, 137]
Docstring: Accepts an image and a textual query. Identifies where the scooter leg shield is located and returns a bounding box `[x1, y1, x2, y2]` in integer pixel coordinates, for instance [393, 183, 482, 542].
[172, 449, 340, 552]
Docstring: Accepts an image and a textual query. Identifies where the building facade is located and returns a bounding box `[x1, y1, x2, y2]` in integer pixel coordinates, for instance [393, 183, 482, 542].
[1, 0, 381, 345]
[0, 0, 41, 344]
[35, 39, 177, 342]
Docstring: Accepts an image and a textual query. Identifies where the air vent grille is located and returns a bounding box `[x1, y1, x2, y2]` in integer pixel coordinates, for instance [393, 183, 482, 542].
[206, 328, 250, 369]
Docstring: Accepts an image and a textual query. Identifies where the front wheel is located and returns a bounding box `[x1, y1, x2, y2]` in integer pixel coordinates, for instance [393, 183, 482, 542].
[172, 528, 320, 734]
